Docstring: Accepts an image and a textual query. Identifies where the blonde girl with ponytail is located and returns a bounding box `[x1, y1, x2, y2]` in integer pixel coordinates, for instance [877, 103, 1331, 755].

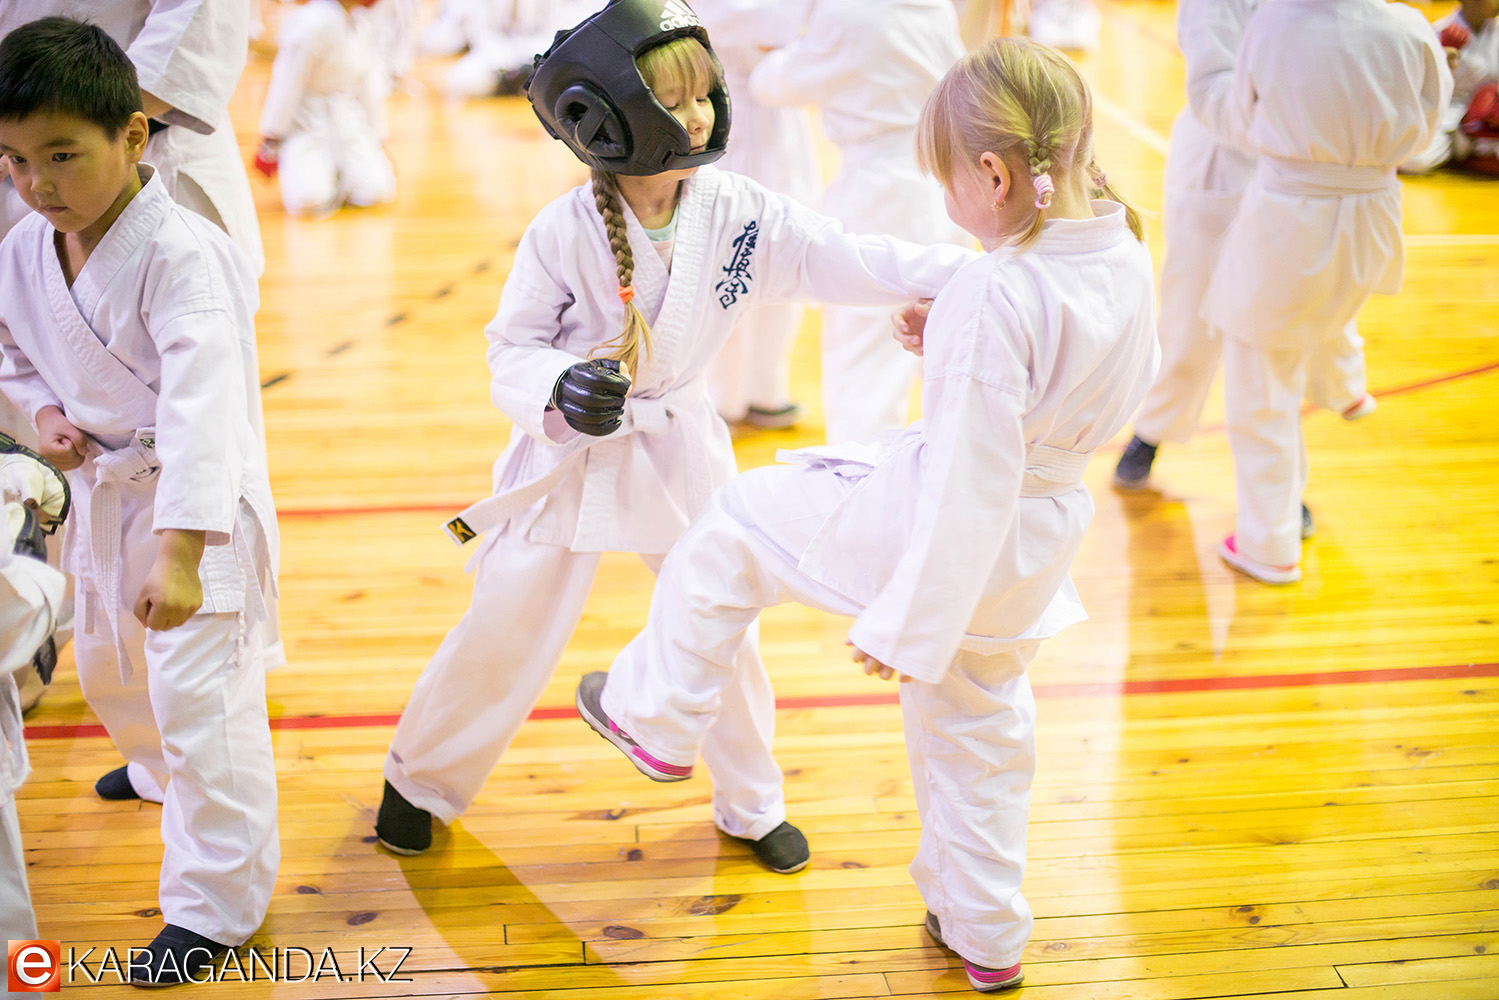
[575, 35, 1160, 994]
[376, 1, 978, 877]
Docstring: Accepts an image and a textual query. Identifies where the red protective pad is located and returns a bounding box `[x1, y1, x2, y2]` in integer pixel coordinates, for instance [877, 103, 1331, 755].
[253, 142, 279, 179]
[1461, 85, 1499, 140]
[1440, 22, 1471, 50]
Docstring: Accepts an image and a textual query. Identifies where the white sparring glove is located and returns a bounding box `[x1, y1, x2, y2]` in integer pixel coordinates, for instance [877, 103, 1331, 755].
[0, 437, 70, 532]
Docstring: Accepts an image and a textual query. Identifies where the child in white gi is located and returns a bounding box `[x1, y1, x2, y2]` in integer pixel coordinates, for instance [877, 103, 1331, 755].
[0, 19, 280, 984]
[1205, 0, 1451, 585]
[697, 0, 820, 430]
[575, 37, 1157, 993]
[254, 0, 397, 215]
[749, 0, 970, 444]
[375, 0, 977, 874]
[1401, 0, 1498, 174]
[1112, 0, 1378, 530]
[0, 440, 69, 948]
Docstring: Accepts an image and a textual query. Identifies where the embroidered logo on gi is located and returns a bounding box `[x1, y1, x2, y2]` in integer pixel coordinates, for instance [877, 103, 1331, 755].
[714, 221, 758, 309]
[659, 0, 701, 31]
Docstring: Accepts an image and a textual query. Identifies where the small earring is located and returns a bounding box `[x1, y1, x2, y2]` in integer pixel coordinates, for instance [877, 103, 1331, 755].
[991, 198, 1005, 212]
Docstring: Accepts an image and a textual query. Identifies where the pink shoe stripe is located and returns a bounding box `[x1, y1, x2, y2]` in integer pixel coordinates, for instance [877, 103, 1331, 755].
[965, 961, 1022, 984]
[633, 748, 694, 777]
[607, 719, 693, 777]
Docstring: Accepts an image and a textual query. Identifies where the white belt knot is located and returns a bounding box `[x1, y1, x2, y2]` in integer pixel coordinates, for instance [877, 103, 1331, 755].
[88, 432, 161, 681]
[1019, 443, 1092, 498]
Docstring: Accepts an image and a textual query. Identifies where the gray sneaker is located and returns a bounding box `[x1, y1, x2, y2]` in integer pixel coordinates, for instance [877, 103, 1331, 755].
[1112, 435, 1158, 492]
[575, 671, 694, 782]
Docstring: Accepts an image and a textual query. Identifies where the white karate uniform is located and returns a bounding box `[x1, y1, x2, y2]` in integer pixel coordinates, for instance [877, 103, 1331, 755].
[749, 0, 970, 444]
[0, 168, 281, 946]
[0, 531, 66, 944]
[1027, 0, 1100, 52]
[603, 201, 1157, 969]
[697, 0, 821, 422]
[0, 0, 264, 275]
[1204, 0, 1450, 568]
[1402, 11, 1499, 173]
[1131, 0, 1262, 446]
[384, 165, 976, 840]
[259, 0, 397, 214]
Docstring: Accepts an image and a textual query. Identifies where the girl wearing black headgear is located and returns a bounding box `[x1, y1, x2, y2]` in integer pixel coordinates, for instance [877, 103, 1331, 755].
[374, 0, 978, 873]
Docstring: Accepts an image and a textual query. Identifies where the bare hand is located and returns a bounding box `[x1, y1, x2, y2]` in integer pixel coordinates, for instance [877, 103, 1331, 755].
[35, 405, 87, 470]
[892, 299, 932, 357]
[847, 640, 912, 683]
[134, 530, 205, 630]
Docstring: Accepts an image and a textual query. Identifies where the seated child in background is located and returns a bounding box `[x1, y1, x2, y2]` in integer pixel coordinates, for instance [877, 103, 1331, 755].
[255, 0, 397, 215]
[1402, 0, 1498, 175]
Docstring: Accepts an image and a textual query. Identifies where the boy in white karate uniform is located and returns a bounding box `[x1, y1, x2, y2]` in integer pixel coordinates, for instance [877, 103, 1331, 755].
[1205, 0, 1451, 585]
[254, 0, 398, 215]
[0, 19, 280, 984]
[577, 38, 1157, 993]
[749, 0, 970, 444]
[375, 0, 978, 873]
[1401, 0, 1498, 174]
[0, 440, 69, 948]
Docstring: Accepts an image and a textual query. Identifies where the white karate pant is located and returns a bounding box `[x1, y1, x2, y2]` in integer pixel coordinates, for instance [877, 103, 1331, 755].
[1, 797, 35, 945]
[75, 602, 279, 946]
[709, 302, 803, 421]
[384, 527, 787, 840]
[1222, 329, 1367, 567]
[278, 99, 396, 215]
[1131, 183, 1242, 446]
[602, 465, 1036, 969]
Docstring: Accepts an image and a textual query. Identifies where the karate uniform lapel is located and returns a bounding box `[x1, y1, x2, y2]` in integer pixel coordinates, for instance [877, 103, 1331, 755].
[38, 186, 163, 420]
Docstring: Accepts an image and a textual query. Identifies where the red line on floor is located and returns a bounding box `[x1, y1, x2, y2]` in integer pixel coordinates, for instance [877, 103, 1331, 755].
[23, 661, 1496, 741]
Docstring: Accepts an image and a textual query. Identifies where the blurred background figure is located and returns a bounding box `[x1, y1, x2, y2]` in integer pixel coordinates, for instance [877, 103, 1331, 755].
[444, 0, 598, 99]
[1401, 0, 1498, 175]
[698, 0, 821, 430]
[1026, 0, 1100, 52]
[255, 0, 399, 215]
[750, 0, 970, 444]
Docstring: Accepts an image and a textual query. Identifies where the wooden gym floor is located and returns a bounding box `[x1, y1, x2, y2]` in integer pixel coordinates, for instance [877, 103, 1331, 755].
[18, 2, 1499, 996]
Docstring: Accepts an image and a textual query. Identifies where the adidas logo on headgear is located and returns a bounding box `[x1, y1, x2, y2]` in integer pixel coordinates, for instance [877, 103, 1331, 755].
[659, 0, 701, 31]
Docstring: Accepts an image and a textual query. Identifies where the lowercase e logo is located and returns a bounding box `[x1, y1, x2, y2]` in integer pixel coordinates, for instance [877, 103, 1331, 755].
[7, 940, 61, 992]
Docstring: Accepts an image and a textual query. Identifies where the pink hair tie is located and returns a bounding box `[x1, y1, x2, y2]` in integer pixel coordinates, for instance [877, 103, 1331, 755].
[1033, 174, 1055, 210]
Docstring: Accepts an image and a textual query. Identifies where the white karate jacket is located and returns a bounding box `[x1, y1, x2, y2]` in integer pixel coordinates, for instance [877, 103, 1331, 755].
[259, 0, 388, 144]
[1204, 0, 1451, 348]
[466, 166, 976, 554]
[0, 169, 278, 673]
[785, 203, 1159, 682]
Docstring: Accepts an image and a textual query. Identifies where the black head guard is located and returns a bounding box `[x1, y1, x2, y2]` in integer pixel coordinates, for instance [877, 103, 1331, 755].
[526, 0, 732, 176]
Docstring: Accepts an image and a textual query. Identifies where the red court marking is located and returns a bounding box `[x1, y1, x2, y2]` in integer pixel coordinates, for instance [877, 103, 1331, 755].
[277, 359, 1499, 518]
[23, 661, 1497, 741]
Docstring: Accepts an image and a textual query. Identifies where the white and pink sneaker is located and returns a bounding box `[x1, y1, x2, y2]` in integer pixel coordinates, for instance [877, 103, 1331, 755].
[576, 671, 694, 782]
[925, 912, 1024, 993]
[1218, 535, 1302, 585]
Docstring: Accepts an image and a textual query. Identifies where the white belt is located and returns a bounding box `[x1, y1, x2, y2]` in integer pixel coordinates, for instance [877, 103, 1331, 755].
[1019, 443, 1092, 498]
[443, 393, 679, 547]
[86, 431, 161, 679]
[1257, 156, 1397, 197]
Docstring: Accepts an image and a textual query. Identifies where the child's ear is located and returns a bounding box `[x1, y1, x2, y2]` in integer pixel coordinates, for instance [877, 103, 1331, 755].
[979, 151, 1011, 203]
[122, 111, 150, 163]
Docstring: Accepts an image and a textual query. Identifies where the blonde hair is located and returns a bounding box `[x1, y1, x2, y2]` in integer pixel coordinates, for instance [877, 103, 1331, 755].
[917, 37, 1144, 249]
[589, 37, 723, 381]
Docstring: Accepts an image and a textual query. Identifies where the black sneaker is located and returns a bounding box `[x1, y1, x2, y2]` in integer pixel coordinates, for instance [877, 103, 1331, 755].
[128, 924, 229, 988]
[575, 671, 694, 781]
[95, 765, 140, 801]
[727, 820, 809, 874]
[925, 911, 1024, 992]
[743, 403, 802, 431]
[1301, 503, 1315, 540]
[1112, 435, 1158, 492]
[375, 780, 432, 855]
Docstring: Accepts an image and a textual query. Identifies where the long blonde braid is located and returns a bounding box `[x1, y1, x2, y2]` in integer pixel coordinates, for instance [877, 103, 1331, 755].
[589, 169, 653, 382]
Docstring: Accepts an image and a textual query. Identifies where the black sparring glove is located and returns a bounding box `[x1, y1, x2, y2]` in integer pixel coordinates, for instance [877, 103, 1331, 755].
[551, 359, 631, 437]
